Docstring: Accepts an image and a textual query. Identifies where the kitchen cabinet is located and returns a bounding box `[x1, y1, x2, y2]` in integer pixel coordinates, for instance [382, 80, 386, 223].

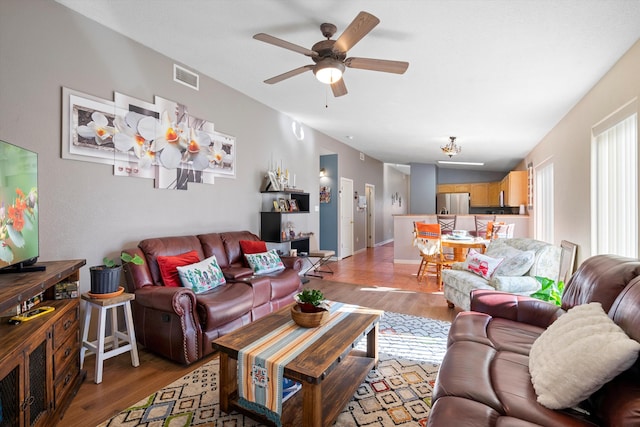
[437, 184, 455, 193]
[469, 183, 489, 207]
[488, 182, 501, 206]
[501, 171, 527, 206]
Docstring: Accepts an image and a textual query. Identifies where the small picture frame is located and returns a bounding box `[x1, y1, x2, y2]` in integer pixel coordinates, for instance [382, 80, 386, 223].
[289, 199, 299, 212]
[279, 198, 288, 212]
[273, 200, 280, 212]
[268, 171, 280, 191]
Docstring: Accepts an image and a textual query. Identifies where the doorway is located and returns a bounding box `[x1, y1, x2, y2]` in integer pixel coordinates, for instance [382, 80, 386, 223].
[340, 177, 354, 259]
[365, 184, 375, 248]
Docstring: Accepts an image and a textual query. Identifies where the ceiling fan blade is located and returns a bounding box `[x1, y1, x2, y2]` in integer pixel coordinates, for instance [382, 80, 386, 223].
[331, 78, 348, 97]
[345, 57, 409, 74]
[264, 65, 314, 84]
[253, 33, 318, 57]
[333, 11, 380, 53]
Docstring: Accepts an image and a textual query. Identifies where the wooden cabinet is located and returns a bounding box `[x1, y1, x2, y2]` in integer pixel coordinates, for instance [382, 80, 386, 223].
[488, 182, 501, 206]
[0, 260, 86, 427]
[501, 171, 527, 207]
[437, 184, 455, 193]
[469, 183, 489, 207]
[260, 191, 310, 253]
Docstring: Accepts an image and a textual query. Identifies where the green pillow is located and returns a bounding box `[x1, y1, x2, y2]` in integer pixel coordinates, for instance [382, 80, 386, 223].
[245, 249, 285, 275]
[176, 255, 226, 293]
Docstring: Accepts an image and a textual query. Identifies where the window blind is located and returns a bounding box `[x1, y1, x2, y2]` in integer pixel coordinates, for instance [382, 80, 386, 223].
[591, 111, 638, 257]
[534, 162, 554, 244]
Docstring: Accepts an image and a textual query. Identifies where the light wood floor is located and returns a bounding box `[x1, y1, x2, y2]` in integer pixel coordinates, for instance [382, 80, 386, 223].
[62, 242, 459, 426]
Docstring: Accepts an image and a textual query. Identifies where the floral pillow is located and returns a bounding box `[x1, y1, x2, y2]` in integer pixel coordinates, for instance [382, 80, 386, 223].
[245, 249, 285, 275]
[176, 255, 226, 294]
[461, 249, 504, 280]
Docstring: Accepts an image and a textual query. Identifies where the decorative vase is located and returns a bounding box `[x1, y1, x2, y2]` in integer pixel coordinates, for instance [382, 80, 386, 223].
[89, 265, 122, 294]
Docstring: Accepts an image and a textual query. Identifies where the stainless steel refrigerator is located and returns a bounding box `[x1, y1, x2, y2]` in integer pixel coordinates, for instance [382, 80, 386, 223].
[436, 193, 470, 215]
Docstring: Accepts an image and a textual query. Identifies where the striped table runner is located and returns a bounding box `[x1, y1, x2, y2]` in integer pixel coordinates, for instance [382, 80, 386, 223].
[237, 301, 366, 426]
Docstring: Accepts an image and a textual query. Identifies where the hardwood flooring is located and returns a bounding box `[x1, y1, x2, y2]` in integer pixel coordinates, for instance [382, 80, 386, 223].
[62, 242, 459, 426]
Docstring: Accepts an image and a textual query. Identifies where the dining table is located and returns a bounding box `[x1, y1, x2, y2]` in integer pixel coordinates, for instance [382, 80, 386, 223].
[441, 236, 489, 262]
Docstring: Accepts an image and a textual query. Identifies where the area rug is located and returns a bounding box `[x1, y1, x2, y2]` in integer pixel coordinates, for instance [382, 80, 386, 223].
[97, 311, 450, 427]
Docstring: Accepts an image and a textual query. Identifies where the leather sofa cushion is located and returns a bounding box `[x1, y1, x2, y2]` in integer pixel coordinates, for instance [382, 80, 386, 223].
[263, 268, 303, 300]
[221, 231, 261, 266]
[139, 236, 205, 286]
[195, 282, 254, 330]
[197, 233, 230, 268]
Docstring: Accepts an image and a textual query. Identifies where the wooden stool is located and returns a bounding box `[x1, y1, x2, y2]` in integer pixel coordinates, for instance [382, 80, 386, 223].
[80, 292, 139, 383]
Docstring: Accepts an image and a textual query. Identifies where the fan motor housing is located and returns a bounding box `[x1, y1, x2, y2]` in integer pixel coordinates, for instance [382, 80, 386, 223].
[311, 39, 346, 63]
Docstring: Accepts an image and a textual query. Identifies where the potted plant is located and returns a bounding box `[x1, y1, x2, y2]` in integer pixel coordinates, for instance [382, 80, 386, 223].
[90, 252, 144, 295]
[295, 288, 326, 313]
[530, 276, 564, 306]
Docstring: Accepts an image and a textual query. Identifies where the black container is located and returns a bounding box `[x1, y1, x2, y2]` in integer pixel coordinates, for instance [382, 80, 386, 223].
[89, 265, 122, 294]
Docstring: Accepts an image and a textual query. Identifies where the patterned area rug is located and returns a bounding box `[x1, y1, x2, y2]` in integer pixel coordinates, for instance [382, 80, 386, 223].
[97, 312, 450, 427]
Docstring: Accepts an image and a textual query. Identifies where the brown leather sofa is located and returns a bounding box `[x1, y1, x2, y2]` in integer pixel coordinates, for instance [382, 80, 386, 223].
[429, 254, 640, 426]
[122, 230, 303, 364]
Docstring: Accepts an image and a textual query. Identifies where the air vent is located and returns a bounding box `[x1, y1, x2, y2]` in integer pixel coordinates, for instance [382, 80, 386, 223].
[173, 64, 199, 90]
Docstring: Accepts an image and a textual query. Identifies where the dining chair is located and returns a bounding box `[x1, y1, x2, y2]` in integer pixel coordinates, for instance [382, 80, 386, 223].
[414, 222, 456, 289]
[436, 214, 457, 235]
[473, 215, 496, 237]
[485, 221, 505, 239]
[493, 223, 515, 239]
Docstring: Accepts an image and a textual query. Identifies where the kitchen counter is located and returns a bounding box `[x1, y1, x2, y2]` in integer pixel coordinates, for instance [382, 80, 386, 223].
[393, 214, 530, 264]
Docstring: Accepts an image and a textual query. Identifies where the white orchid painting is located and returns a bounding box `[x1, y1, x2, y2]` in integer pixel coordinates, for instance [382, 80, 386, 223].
[63, 88, 235, 190]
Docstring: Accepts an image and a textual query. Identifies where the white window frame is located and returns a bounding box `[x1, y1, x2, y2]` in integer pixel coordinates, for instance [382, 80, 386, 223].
[591, 99, 638, 257]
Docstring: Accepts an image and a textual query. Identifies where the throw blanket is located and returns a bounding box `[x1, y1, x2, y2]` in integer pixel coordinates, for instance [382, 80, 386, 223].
[237, 301, 372, 426]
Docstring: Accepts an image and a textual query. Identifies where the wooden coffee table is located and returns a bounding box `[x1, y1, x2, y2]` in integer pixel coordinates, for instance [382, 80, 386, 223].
[213, 303, 381, 427]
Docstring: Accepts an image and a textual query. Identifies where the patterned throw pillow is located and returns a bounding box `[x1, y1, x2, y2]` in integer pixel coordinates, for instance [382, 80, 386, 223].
[157, 250, 201, 287]
[461, 249, 504, 280]
[245, 249, 285, 275]
[176, 255, 226, 294]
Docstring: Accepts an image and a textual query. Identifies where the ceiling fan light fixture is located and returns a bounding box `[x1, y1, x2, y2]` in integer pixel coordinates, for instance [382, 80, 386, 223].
[441, 136, 462, 158]
[314, 58, 345, 84]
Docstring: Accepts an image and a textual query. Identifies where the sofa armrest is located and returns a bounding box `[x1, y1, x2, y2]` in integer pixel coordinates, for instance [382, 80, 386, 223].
[470, 289, 565, 329]
[122, 247, 154, 291]
[134, 285, 197, 317]
[281, 256, 303, 272]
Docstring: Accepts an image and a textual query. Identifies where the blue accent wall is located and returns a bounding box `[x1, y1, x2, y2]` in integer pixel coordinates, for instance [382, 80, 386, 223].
[319, 154, 338, 252]
[409, 163, 437, 214]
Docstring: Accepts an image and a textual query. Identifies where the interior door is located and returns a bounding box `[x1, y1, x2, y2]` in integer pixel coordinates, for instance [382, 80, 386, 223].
[340, 177, 354, 258]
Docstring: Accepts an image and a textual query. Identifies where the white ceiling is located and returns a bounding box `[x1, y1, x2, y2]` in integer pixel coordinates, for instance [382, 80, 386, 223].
[56, 0, 640, 172]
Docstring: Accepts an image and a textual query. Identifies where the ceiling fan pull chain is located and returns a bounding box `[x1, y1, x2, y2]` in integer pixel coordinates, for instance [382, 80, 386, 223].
[325, 86, 329, 109]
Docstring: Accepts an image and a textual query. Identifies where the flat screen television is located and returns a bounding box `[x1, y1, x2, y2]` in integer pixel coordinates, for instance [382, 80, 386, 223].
[0, 140, 43, 273]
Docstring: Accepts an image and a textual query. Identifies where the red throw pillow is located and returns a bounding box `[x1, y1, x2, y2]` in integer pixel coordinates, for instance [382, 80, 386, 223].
[239, 240, 267, 255]
[156, 250, 201, 287]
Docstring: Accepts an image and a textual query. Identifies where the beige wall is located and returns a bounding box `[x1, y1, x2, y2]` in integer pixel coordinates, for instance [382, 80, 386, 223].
[524, 39, 640, 264]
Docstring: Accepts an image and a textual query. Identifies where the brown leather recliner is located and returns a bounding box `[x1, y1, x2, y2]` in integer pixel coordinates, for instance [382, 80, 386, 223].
[429, 255, 640, 426]
[122, 230, 303, 365]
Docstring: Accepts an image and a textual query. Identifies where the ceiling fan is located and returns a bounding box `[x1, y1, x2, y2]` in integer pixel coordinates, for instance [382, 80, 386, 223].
[253, 11, 409, 97]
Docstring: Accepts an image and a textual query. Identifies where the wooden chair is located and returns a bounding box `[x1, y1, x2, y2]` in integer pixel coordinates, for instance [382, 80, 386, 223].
[485, 221, 505, 239]
[437, 214, 457, 235]
[414, 223, 456, 289]
[473, 215, 496, 237]
[493, 223, 515, 239]
[558, 240, 578, 285]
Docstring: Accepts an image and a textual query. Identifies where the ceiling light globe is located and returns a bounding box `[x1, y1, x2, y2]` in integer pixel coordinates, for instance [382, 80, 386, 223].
[314, 59, 345, 84]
